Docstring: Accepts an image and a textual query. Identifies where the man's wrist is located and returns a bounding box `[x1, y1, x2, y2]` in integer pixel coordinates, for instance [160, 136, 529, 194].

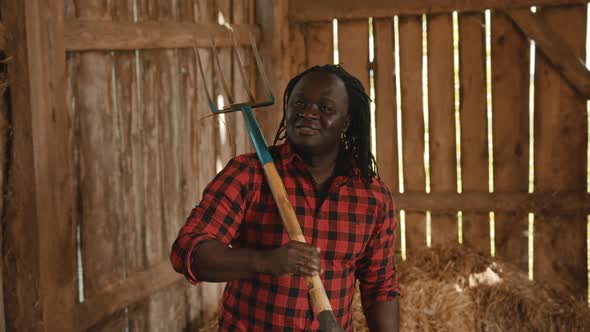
[251, 250, 269, 274]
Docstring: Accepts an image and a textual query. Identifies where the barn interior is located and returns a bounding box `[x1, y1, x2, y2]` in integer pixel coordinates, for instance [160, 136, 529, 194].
[1, 0, 590, 331]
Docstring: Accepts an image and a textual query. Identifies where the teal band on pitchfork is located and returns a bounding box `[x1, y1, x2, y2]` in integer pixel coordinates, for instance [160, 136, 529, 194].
[241, 105, 273, 165]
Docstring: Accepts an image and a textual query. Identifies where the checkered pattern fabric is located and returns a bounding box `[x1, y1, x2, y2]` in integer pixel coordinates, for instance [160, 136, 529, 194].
[171, 143, 399, 331]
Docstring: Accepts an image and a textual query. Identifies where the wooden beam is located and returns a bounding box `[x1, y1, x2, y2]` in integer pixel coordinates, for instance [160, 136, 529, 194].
[2, 0, 76, 331]
[289, 0, 587, 22]
[395, 192, 590, 214]
[507, 8, 590, 98]
[76, 261, 184, 331]
[64, 20, 260, 51]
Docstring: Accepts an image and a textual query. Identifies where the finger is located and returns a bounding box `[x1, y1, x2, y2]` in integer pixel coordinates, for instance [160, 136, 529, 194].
[296, 265, 319, 276]
[292, 252, 320, 268]
[295, 259, 321, 273]
[292, 243, 321, 259]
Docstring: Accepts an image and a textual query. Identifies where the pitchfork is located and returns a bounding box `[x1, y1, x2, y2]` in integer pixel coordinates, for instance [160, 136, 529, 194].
[192, 29, 344, 332]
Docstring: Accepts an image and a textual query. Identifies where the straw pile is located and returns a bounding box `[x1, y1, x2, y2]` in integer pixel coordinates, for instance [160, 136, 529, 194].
[199, 245, 590, 331]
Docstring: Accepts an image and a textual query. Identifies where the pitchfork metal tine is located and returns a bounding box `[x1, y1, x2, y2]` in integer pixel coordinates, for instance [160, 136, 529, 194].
[210, 36, 235, 105]
[249, 32, 274, 101]
[192, 38, 215, 111]
[230, 28, 256, 103]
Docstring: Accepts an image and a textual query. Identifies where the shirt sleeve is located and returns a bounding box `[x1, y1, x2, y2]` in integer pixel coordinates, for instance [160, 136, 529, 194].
[354, 187, 400, 310]
[170, 155, 253, 283]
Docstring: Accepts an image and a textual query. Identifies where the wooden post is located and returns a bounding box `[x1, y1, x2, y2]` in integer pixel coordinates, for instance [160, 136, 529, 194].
[1, 0, 76, 331]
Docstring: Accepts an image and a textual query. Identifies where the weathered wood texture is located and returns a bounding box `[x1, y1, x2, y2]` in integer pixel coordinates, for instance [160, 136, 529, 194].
[65, 21, 259, 51]
[178, 0, 205, 329]
[70, 1, 130, 331]
[372, 18, 401, 255]
[399, 16, 427, 252]
[427, 14, 457, 247]
[65, 0, 248, 330]
[508, 8, 590, 99]
[534, 5, 588, 297]
[254, 0, 290, 144]
[491, 12, 530, 271]
[2, 0, 76, 331]
[0, 14, 8, 332]
[305, 22, 333, 66]
[338, 19, 370, 92]
[374, 18, 398, 194]
[194, 0, 226, 319]
[0, 23, 6, 50]
[395, 192, 590, 213]
[289, 0, 588, 22]
[459, 13, 490, 255]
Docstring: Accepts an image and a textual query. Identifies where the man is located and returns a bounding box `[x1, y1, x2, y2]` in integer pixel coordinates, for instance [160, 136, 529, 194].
[171, 65, 400, 331]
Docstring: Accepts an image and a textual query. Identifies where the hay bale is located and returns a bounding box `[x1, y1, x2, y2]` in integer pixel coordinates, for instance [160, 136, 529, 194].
[196, 245, 590, 331]
[396, 245, 590, 332]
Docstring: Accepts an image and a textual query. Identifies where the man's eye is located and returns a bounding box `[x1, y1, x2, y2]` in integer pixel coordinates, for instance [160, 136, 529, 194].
[320, 105, 332, 112]
[294, 100, 305, 107]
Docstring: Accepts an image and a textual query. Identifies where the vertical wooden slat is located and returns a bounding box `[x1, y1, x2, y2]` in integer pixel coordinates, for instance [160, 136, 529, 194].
[374, 18, 398, 194]
[214, 0, 234, 169]
[338, 19, 370, 92]
[305, 22, 333, 67]
[178, 0, 204, 329]
[232, 0, 252, 155]
[491, 12, 529, 270]
[534, 5, 587, 296]
[427, 14, 457, 247]
[459, 13, 489, 254]
[112, 0, 142, 279]
[73, 2, 128, 322]
[154, 1, 190, 330]
[374, 17, 402, 255]
[194, 0, 225, 320]
[0, 12, 8, 332]
[126, 0, 166, 330]
[399, 16, 426, 252]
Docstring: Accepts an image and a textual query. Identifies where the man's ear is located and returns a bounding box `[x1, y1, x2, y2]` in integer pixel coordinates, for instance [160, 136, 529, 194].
[344, 116, 350, 132]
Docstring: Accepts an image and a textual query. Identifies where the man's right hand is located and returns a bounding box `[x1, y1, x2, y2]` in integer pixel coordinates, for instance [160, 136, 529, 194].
[258, 241, 321, 277]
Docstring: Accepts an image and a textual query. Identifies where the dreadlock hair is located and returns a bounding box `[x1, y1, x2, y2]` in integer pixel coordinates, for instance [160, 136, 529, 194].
[273, 64, 379, 182]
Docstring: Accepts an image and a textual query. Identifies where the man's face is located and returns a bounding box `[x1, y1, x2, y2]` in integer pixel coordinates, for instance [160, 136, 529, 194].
[285, 72, 350, 155]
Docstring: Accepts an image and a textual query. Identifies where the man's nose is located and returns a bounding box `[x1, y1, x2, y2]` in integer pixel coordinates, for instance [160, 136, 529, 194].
[301, 103, 319, 118]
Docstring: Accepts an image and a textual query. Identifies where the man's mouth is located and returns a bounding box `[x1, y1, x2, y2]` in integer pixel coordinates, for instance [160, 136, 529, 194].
[295, 125, 320, 135]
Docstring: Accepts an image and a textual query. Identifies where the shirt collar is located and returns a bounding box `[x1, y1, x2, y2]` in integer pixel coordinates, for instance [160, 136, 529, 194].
[274, 141, 361, 179]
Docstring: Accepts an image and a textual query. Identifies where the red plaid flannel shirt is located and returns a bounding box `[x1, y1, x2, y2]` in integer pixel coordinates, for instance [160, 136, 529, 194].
[170, 143, 399, 331]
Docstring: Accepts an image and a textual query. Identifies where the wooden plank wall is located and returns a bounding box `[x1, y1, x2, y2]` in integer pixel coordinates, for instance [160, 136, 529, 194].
[534, 5, 588, 295]
[320, 3, 589, 302]
[65, 0, 254, 330]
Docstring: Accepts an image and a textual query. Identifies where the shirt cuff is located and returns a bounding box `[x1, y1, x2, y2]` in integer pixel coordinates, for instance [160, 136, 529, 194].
[184, 233, 218, 284]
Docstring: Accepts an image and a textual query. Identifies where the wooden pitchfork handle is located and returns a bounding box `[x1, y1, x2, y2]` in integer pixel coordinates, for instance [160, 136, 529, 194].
[241, 106, 344, 332]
